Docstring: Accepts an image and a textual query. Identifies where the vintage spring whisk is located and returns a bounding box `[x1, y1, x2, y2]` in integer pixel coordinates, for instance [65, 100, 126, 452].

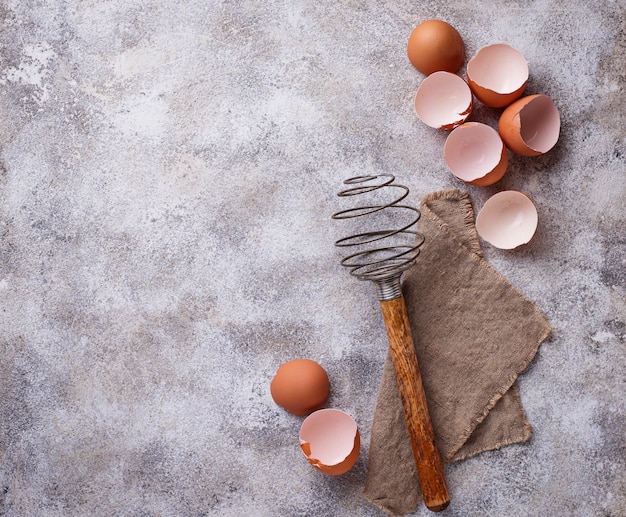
[332, 174, 450, 512]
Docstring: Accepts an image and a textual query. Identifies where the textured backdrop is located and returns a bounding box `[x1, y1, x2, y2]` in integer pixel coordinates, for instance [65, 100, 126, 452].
[1, 1, 624, 516]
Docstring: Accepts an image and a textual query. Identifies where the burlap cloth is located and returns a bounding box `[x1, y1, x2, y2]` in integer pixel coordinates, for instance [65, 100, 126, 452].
[363, 189, 552, 515]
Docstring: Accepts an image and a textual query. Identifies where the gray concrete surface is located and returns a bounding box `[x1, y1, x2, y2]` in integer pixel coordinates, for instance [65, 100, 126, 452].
[1, 1, 624, 516]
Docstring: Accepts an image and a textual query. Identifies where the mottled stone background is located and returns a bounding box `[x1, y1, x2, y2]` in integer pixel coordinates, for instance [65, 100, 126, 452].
[1, 1, 624, 516]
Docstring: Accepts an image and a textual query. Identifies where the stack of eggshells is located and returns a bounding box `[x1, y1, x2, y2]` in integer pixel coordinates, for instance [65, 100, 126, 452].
[408, 20, 560, 249]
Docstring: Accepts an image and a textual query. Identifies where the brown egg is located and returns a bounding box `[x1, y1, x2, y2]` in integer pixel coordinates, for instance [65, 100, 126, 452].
[407, 20, 465, 75]
[299, 409, 360, 476]
[498, 94, 560, 156]
[270, 359, 330, 416]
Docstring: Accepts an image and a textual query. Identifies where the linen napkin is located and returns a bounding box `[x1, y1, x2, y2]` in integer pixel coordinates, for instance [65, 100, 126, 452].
[363, 189, 552, 515]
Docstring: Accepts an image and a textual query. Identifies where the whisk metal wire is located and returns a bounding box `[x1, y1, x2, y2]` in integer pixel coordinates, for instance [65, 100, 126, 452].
[332, 174, 425, 283]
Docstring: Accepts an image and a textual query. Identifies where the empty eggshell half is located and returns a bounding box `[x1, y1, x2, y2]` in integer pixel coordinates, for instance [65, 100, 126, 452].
[299, 409, 360, 476]
[475, 190, 538, 249]
[444, 122, 508, 186]
[498, 94, 561, 156]
[414, 71, 473, 130]
[466, 44, 528, 108]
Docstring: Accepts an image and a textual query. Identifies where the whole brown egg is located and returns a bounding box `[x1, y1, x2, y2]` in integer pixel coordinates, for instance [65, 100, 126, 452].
[407, 20, 465, 75]
[270, 359, 330, 416]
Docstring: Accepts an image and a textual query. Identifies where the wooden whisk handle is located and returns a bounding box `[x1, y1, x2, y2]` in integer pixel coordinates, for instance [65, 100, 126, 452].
[380, 295, 450, 512]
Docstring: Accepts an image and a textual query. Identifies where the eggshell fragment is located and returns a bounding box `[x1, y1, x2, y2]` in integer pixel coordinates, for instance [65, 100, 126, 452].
[475, 190, 538, 249]
[407, 20, 465, 75]
[299, 409, 360, 476]
[444, 122, 508, 186]
[466, 44, 528, 108]
[498, 94, 561, 156]
[414, 71, 473, 130]
[270, 359, 330, 416]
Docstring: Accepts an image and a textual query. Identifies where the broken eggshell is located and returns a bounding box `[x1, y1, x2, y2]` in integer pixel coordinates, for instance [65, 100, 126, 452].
[414, 71, 473, 130]
[498, 94, 561, 156]
[444, 122, 508, 186]
[475, 190, 538, 249]
[466, 43, 528, 108]
[299, 409, 360, 476]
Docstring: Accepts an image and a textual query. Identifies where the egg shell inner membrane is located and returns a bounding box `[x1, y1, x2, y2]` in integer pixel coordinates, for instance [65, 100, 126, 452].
[415, 71, 472, 129]
[445, 123, 503, 181]
[300, 409, 358, 465]
[476, 191, 538, 249]
[467, 44, 528, 93]
[519, 95, 560, 152]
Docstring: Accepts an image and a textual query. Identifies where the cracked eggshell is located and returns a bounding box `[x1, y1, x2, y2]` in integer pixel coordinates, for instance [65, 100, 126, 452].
[476, 190, 538, 249]
[466, 44, 528, 108]
[270, 359, 330, 416]
[299, 409, 360, 476]
[444, 122, 508, 186]
[414, 71, 473, 130]
[498, 94, 561, 156]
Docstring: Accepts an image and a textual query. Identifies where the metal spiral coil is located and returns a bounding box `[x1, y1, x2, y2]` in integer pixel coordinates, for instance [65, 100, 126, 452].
[332, 174, 425, 285]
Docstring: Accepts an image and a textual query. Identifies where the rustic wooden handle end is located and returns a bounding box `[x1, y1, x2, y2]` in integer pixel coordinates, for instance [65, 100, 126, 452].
[380, 296, 450, 512]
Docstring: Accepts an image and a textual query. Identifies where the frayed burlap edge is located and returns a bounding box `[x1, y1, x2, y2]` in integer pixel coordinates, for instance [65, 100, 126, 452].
[420, 189, 552, 460]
